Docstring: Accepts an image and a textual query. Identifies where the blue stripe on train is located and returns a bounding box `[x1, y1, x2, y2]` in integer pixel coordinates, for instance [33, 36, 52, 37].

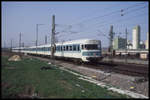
[82, 52, 101, 56]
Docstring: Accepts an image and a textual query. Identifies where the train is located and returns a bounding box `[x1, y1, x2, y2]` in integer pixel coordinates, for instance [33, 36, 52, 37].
[12, 39, 103, 62]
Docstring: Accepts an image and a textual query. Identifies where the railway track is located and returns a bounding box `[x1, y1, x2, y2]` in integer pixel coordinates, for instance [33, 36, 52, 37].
[39, 55, 148, 79]
[3, 51, 148, 79]
[80, 62, 148, 78]
[29, 54, 148, 79]
[59, 59, 148, 79]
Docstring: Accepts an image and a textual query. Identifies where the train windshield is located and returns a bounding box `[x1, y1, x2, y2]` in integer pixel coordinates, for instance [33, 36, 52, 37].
[82, 44, 99, 50]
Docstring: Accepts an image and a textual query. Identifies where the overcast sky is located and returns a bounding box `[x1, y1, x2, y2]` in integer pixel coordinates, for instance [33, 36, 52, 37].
[2, 1, 148, 48]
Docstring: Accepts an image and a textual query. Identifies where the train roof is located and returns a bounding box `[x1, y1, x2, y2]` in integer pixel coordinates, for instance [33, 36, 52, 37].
[12, 39, 101, 49]
[56, 39, 100, 45]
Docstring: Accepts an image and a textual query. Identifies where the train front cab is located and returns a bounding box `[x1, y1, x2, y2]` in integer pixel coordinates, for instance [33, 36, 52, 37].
[81, 43, 103, 62]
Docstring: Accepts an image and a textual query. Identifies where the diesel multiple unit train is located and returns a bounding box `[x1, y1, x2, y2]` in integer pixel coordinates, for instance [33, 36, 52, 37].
[12, 39, 103, 62]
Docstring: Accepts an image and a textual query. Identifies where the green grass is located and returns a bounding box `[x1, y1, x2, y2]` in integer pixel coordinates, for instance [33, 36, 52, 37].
[2, 55, 128, 98]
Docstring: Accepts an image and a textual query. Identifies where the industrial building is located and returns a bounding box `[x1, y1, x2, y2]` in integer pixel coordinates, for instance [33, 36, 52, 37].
[132, 25, 140, 49]
[111, 25, 148, 59]
[145, 32, 149, 50]
[113, 36, 127, 50]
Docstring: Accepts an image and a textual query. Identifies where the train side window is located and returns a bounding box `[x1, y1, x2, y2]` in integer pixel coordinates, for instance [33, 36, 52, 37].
[85, 45, 87, 50]
[66, 46, 68, 51]
[73, 45, 76, 51]
[57, 46, 60, 51]
[82, 45, 84, 49]
[58, 46, 59, 51]
[63, 46, 65, 51]
[57, 46, 58, 51]
[77, 45, 80, 51]
[61, 46, 62, 51]
[70, 46, 72, 51]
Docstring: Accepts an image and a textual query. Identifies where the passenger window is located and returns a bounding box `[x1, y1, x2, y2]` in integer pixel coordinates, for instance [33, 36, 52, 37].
[61, 46, 62, 51]
[66, 46, 68, 51]
[85, 45, 87, 50]
[58, 46, 60, 51]
[82, 45, 84, 49]
[63, 46, 65, 51]
[73, 45, 76, 51]
[70, 46, 72, 51]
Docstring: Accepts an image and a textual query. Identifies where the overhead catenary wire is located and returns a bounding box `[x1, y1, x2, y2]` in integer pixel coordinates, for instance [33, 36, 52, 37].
[57, 10, 148, 43]
[84, 5, 147, 29]
[57, 10, 147, 40]
[78, 5, 147, 33]
[81, 6, 147, 34]
[68, 2, 146, 27]
[55, 2, 146, 29]
[56, 2, 147, 38]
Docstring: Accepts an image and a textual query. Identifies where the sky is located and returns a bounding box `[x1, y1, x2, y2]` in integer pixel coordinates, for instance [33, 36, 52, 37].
[1, 1, 149, 48]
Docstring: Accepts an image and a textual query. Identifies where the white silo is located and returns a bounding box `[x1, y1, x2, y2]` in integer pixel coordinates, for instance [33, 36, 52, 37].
[132, 25, 140, 49]
[145, 32, 149, 49]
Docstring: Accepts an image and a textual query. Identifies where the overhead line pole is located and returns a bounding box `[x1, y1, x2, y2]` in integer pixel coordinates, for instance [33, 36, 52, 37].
[11, 39, 12, 52]
[125, 28, 128, 64]
[109, 25, 115, 63]
[45, 35, 47, 44]
[51, 15, 56, 64]
[36, 24, 38, 54]
[36, 24, 44, 54]
[4, 41, 6, 49]
[19, 32, 21, 53]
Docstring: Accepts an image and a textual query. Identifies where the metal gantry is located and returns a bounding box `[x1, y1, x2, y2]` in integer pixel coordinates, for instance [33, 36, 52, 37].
[36, 24, 44, 54]
[51, 15, 56, 64]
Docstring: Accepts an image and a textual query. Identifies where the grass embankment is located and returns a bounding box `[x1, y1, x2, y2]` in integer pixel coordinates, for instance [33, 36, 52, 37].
[2, 55, 127, 98]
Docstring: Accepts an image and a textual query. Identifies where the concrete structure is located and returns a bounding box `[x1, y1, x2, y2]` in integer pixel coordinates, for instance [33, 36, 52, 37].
[140, 41, 145, 49]
[127, 40, 132, 49]
[132, 25, 140, 49]
[115, 49, 149, 59]
[113, 36, 127, 50]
